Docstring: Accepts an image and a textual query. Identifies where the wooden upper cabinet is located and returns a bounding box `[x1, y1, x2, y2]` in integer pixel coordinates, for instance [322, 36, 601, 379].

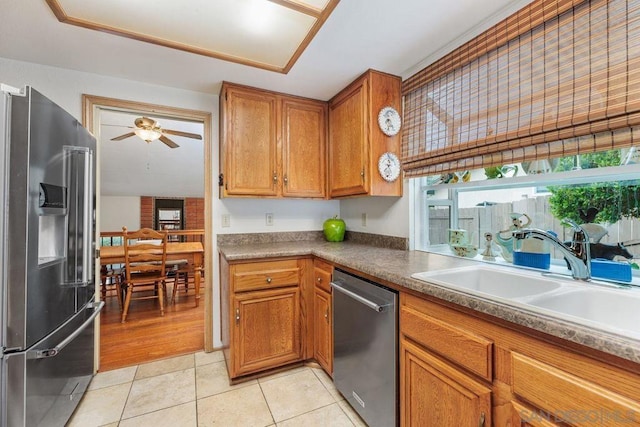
[219, 82, 327, 198]
[328, 69, 403, 198]
[282, 98, 327, 198]
[221, 85, 278, 197]
[329, 81, 369, 197]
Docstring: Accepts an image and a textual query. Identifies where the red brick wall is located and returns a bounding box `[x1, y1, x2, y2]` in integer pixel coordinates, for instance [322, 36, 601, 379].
[185, 197, 205, 230]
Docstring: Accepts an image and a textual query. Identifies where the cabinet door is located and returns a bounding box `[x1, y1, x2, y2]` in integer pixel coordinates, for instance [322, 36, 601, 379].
[223, 86, 278, 196]
[313, 287, 332, 374]
[233, 287, 301, 377]
[282, 98, 327, 198]
[400, 338, 491, 427]
[329, 78, 369, 197]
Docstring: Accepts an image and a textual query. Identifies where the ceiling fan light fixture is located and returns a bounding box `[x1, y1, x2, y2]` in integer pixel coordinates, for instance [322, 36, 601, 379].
[134, 128, 162, 142]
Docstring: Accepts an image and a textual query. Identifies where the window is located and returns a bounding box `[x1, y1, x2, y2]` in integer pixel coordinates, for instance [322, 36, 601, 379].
[411, 149, 640, 270]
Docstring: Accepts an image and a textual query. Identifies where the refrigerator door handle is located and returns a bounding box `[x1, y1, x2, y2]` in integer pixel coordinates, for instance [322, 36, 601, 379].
[82, 148, 94, 286]
[28, 301, 103, 359]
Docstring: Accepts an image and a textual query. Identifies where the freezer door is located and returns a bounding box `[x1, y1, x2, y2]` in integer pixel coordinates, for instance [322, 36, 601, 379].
[2, 301, 102, 427]
[5, 87, 96, 351]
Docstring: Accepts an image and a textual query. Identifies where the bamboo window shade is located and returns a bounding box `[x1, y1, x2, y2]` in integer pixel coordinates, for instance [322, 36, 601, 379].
[401, 0, 640, 177]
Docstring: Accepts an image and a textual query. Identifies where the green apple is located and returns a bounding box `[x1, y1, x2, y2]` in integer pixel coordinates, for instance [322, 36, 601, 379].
[323, 215, 346, 242]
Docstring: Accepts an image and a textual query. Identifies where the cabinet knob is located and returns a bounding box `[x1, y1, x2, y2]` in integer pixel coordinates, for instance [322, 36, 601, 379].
[317, 277, 322, 283]
[235, 308, 240, 324]
[360, 169, 365, 180]
[266, 276, 272, 284]
[283, 175, 288, 185]
[325, 308, 329, 322]
[273, 172, 278, 183]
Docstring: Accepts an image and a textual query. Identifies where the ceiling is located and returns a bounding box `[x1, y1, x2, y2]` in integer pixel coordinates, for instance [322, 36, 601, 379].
[99, 110, 205, 198]
[45, 0, 339, 74]
[1, 0, 532, 198]
[0, 0, 532, 100]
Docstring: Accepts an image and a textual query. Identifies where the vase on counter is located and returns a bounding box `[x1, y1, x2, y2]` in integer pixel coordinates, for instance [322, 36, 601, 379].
[494, 212, 532, 262]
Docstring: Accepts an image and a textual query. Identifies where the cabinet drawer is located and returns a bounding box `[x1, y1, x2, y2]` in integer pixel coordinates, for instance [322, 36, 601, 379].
[401, 295, 493, 381]
[233, 259, 300, 292]
[512, 352, 640, 427]
[314, 261, 333, 293]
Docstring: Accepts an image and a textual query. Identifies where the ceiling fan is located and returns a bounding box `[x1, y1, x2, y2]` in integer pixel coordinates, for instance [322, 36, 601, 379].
[110, 117, 202, 148]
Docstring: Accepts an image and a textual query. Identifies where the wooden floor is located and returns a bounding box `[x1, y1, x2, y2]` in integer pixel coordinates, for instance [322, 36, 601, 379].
[99, 279, 205, 372]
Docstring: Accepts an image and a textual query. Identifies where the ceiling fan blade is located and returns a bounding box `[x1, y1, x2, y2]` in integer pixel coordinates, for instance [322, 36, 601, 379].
[159, 135, 179, 148]
[162, 129, 203, 140]
[111, 132, 136, 141]
[102, 124, 134, 128]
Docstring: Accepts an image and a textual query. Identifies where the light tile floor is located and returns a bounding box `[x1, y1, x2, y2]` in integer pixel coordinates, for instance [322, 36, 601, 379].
[69, 351, 368, 427]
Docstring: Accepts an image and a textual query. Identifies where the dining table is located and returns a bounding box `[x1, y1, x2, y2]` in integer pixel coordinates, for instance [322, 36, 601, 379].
[100, 241, 204, 307]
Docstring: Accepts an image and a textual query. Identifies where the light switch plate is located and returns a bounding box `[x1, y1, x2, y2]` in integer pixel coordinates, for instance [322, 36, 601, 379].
[221, 214, 231, 228]
[266, 213, 274, 226]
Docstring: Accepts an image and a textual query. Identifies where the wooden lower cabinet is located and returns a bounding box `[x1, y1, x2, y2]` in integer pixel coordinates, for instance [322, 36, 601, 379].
[400, 291, 640, 427]
[221, 256, 304, 379]
[313, 260, 333, 375]
[313, 286, 332, 374]
[400, 338, 491, 427]
[233, 286, 301, 377]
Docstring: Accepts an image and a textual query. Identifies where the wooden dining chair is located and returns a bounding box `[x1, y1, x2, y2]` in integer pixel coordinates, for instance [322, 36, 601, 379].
[170, 261, 195, 304]
[121, 226, 168, 323]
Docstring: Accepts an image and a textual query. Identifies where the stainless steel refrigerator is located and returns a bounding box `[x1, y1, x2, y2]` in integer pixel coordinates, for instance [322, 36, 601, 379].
[0, 85, 103, 426]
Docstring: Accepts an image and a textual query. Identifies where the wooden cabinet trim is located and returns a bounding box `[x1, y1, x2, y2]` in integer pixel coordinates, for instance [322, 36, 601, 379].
[510, 400, 563, 427]
[232, 259, 300, 292]
[314, 266, 332, 293]
[399, 292, 640, 398]
[511, 352, 640, 427]
[401, 302, 493, 381]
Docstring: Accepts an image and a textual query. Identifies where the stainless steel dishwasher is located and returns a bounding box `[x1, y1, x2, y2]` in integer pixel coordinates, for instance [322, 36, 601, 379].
[331, 269, 398, 427]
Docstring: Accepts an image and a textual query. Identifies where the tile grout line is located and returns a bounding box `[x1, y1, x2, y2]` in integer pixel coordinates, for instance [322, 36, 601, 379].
[257, 378, 277, 426]
[309, 368, 357, 426]
[118, 364, 138, 423]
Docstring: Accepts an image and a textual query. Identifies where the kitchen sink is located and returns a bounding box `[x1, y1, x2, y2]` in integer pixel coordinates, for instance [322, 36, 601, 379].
[413, 264, 640, 340]
[526, 288, 640, 338]
[412, 265, 562, 300]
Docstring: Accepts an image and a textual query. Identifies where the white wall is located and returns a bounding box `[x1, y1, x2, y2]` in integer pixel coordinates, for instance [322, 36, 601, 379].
[0, 56, 343, 350]
[339, 179, 410, 238]
[100, 196, 140, 232]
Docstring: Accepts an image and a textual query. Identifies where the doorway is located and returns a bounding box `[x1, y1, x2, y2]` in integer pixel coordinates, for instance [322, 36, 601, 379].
[82, 95, 213, 371]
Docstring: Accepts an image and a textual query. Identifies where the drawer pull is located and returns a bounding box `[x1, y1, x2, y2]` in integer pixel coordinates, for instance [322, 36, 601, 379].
[317, 277, 322, 283]
[478, 413, 485, 427]
[266, 276, 272, 284]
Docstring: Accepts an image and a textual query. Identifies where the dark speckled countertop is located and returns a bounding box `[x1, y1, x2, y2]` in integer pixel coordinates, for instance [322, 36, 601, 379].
[219, 240, 640, 364]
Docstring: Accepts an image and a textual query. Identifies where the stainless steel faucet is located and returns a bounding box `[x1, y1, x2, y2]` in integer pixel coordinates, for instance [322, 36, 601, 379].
[512, 218, 591, 281]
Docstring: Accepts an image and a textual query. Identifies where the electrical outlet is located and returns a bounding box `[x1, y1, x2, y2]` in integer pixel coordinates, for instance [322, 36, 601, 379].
[221, 214, 231, 228]
[361, 213, 367, 227]
[266, 213, 274, 226]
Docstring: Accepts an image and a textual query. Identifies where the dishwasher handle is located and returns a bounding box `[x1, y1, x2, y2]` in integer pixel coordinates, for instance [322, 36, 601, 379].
[331, 281, 387, 312]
